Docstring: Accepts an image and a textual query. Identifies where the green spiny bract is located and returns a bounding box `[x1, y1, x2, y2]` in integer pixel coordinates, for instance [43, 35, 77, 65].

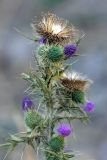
[72, 90, 85, 104]
[24, 109, 43, 129]
[46, 152, 74, 160]
[38, 44, 49, 56]
[47, 45, 63, 62]
[45, 151, 60, 160]
[49, 136, 64, 152]
[46, 155, 60, 160]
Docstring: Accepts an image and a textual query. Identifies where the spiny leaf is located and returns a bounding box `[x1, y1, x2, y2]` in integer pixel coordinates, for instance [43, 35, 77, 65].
[10, 135, 24, 142]
[0, 143, 11, 148]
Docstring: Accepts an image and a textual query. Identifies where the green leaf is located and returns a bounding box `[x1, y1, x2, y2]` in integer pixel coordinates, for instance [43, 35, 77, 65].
[21, 73, 31, 80]
[10, 135, 24, 142]
[0, 143, 11, 148]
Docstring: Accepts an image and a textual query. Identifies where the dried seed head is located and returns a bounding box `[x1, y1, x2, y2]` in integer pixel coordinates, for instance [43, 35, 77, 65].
[32, 12, 79, 45]
[60, 72, 92, 91]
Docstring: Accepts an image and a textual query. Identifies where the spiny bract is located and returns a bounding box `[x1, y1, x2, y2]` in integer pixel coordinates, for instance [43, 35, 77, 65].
[25, 110, 42, 129]
[47, 45, 63, 62]
[72, 90, 85, 104]
[49, 136, 64, 152]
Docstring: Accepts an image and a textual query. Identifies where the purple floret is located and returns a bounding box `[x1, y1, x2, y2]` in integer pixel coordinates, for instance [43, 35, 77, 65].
[39, 37, 46, 44]
[84, 101, 95, 112]
[57, 123, 73, 137]
[64, 44, 77, 57]
[22, 96, 33, 111]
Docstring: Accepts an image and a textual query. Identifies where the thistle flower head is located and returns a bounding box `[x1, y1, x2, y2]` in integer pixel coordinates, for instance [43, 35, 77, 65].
[32, 12, 79, 45]
[22, 96, 33, 111]
[64, 44, 77, 57]
[84, 101, 95, 112]
[57, 123, 72, 137]
[60, 72, 92, 91]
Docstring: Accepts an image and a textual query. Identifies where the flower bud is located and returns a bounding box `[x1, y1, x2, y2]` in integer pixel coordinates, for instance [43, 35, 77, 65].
[49, 135, 64, 152]
[38, 44, 49, 56]
[25, 110, 42, 129]
[47, 46, 63, 62]
[72, 90, 85, 104]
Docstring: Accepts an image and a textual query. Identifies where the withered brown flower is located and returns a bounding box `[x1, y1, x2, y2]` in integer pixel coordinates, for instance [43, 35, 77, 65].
[31, 12, 79, 45]
[60, 72, 92, 91]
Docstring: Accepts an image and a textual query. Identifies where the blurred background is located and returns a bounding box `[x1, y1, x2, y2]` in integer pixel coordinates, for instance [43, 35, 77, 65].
[0, 0, 107, 160]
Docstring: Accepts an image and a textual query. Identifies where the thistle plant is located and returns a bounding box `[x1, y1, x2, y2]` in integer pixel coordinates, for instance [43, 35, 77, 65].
[0, 12, 95, 160]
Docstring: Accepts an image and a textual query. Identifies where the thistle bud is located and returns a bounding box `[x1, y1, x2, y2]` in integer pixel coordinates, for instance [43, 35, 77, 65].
[49, 135, 64, 152]
[72, 90, 85, 104]
[38, 44, 49, 56]
[24, 110, 42, 130]
[47, 46, 63, 62]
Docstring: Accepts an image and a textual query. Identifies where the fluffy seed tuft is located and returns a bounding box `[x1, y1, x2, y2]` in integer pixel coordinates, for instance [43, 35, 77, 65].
[60, 72, 92, 91]
[32, 12, 79, 45]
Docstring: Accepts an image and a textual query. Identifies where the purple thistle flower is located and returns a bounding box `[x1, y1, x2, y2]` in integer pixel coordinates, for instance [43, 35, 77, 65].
[22, 96, 33, 111]
[64, 44, 77, 57]
[84, 101, 95, 112]
[39, 37, 46, 44]
[57, 123, 73, 137]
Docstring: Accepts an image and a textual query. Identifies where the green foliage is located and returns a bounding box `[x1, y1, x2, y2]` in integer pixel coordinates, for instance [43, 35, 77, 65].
[46, 152, 60, 160]
[45, 149, 75, 160]
[47, 156, 60, 160]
